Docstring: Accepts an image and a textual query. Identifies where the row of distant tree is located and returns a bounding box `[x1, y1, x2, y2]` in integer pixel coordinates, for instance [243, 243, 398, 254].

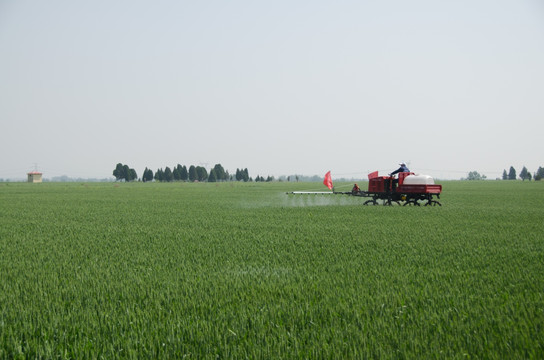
[113, 163, 274, 183]
[467, 166, 544, 181]
[114, 163, 544, 183]
[501, 166, 544, 181]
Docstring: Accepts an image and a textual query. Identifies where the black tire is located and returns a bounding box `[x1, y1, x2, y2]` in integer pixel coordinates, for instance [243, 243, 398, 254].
[425, 200, 442, 207]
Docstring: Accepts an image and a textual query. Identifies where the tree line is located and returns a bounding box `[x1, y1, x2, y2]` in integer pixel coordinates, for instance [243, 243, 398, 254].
[501, 166, 544, 181]
[467, 166, 544, 181]
[113, 163, 275, 183]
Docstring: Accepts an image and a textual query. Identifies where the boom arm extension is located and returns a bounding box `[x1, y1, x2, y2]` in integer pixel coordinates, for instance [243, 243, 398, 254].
[286, 190, 369, 197]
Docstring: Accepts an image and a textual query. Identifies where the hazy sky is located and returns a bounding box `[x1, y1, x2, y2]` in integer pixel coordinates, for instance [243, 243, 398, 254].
[1, 0, 543, 180]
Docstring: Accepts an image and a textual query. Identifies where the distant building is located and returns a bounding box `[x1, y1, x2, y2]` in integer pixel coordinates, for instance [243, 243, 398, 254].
[27, 171, 43, 183]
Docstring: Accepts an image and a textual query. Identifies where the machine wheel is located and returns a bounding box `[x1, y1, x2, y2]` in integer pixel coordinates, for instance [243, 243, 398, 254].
[403, 200, 420, 206]
[383, 197, 399, 206]
[425, 200, 442, 207]
[364, 199, 378, 206]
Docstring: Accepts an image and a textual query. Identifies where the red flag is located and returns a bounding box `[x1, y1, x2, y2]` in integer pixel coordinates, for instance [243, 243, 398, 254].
[323, 171, 333, 190]
[368, 171, 379, 179]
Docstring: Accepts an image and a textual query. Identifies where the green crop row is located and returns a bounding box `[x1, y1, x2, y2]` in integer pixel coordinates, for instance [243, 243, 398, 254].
[0, 181, 543, 358]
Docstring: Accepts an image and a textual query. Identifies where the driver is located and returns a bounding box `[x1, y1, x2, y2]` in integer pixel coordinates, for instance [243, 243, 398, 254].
[390, 162, 410, 176]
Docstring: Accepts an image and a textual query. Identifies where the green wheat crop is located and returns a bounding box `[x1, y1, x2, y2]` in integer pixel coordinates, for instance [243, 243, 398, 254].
[0, 180, 543, 358]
